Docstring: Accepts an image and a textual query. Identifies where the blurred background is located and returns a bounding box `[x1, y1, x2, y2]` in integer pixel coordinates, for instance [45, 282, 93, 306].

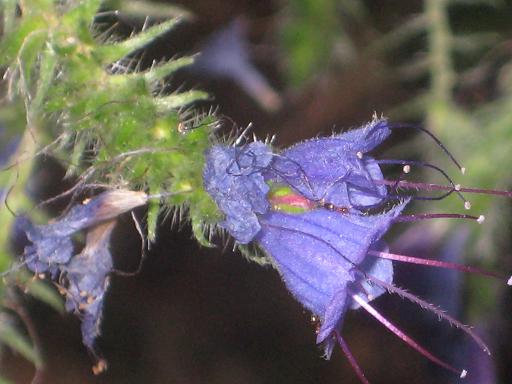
[2, 0, 512, 383]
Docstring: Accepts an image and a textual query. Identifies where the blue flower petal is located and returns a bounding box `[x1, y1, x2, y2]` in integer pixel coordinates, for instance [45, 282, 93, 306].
[257, 201, 408, 346]
[267, 119, 390, 209]
[63, 221, 115, 350]
[204, 142, 273, 243]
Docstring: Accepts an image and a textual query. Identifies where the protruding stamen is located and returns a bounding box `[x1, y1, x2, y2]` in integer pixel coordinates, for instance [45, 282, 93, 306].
[389, 123, 465, 174]
[403, 165, 411, 174]
[368, 250, 507, 282]
[365, 275, 491, 355]
[461, 369, 468, 378]
[464, 201, 471, 210]
[455, 184, 461, 191]
[335, 330, 370, 384]
[377, 159, 467, 205]
[507, 276, 512, 286]
[378, 179, 512, 198]
[395, 213, 481, 223]
[356, 151, 363, 159]
[351, 294, 466, 377]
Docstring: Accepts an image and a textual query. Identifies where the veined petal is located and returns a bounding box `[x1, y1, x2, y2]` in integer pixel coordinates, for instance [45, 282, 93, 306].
[256, 201, 408, 342]
[204, 142, 273, 243]
[267, 119, 390, 208]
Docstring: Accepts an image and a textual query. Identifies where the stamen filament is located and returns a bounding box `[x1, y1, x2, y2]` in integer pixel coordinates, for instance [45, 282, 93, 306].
[365, 275, 490, 355]
[377, 160, 468, 206]
[368, 250, 506, 281]
[378, 179, 512, 198]
[351, 294, 466, 377]
[395, 213, 482, 223]
[335, 330, 370, 384]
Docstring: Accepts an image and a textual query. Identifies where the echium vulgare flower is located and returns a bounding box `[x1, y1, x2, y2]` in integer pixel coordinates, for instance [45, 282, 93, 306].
[204, 117, 511, 383]
[19, 190, 150, 373]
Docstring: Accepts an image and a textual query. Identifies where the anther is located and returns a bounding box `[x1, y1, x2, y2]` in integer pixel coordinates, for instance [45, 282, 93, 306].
[460, 369, 468, 379]
[455, 184, 461, 191]
[477, 215, 485, 224]
[403, 165, 411, 174]
[464, 201, 471, 210]
[356, 151, 363, 159]
[461, 167, 466, 175]
[508, 276, 512, 286]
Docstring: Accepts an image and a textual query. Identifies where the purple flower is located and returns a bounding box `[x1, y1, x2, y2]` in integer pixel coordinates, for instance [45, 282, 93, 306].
[269, 119, 390, 209]
[256, 204, 406, 352]
[20, 190, 147, 274]
[19, 190, 148, 366]
[203, 118, 496, 382]
[62, 220, 116, 352]
[204, 118, 403, 347]
[204, 142, 273, 243]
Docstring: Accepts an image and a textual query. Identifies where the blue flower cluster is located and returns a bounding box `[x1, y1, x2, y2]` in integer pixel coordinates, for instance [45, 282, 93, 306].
[20, 190, 148, 358]
[204, 118, 408, 357]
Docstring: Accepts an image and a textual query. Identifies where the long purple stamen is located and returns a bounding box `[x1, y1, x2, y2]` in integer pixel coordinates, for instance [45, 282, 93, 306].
[365, 275, 490, 355]
[335, 330, 370, 384]
[377, 159, 468, 205]
[367, 250, 508, 282]
[351, 293, 467, 378]
[378, 179, 512, 198]
[395, 213, 484, 223]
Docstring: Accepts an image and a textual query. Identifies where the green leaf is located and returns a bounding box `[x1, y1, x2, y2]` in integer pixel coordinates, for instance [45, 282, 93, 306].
[0, 314, 41, 366]
[104, 0, 193, 20]
[143, 56, 195, 84]
[95, 18, 180, 64]
[191, 216, 215, 248]
[237, 244, 272, 266]
[154, 90, 210, 114]
[0, 16, 47, 66]
[146, 199, 160, 243]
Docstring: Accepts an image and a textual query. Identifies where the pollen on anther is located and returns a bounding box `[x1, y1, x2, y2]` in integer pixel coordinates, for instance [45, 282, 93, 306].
[464, 201, 472, 210]
[356, 151, 363, 159]
[403, 165, 411, 174]
[477, 215, 485, 224]
[455, 184, 461, 191]
[507, 276, 512, 286]
[460, 369, 468, 379]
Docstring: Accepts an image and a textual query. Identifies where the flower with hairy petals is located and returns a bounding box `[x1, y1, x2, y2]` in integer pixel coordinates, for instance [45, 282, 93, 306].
[269, 118, 391, 209]
[20, 190, 148, 274]
[203, 118, 404, 354]
[62, 220, 116, 352]
[204, 117, 505, 383]
[204, 141, 273, 243]
[256, 198, 407, 356]
[18, 190, 148, 359]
